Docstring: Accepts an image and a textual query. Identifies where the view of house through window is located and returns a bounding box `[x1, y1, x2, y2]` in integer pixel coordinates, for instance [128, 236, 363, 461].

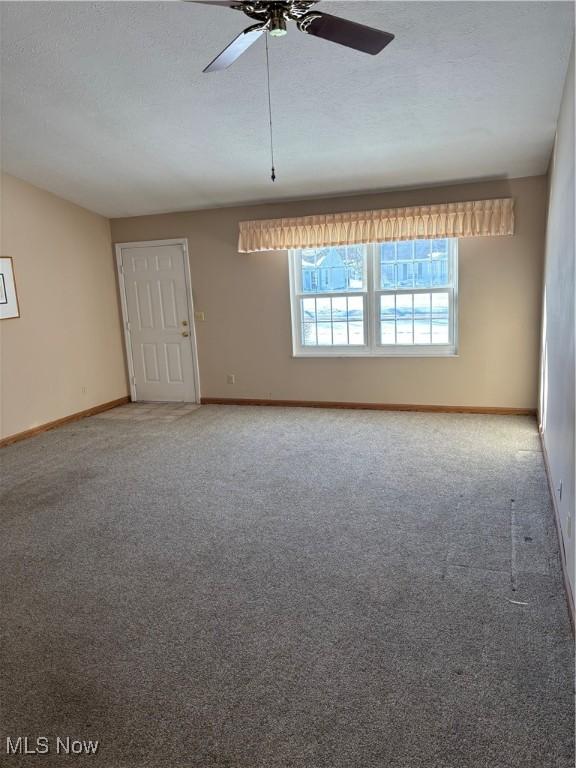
[289, 239, 458, 355]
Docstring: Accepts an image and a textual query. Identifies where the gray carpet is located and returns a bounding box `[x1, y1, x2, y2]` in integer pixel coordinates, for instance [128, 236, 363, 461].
[0, 405, 573, 767]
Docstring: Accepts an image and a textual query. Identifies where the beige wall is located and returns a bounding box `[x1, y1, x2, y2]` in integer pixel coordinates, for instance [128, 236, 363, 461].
[540, 42, 575, 601]
[0, 173, 128, 439]
[111, 176, 546, 409]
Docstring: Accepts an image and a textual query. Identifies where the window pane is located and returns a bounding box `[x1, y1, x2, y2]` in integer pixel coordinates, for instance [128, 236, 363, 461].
[431, 239, 448, 257]
[332, 322, 348, 345]
[397, 262, 414, 288]
[396, 294, 412, 313]
[347, 295, 364, 319]
[432, 292, 449, 314]
[414, 261, 431, 288]
[299, 246, 364, 293]
[331, 296, 347, 321]
[299, 296, 365, 347]
[397, 241, 413, 261]
[380, 294, 395, 320]
[381, 242, 396, 262]
[380, 321, 395, 344]
[302, 323, 317, 345]
[316, 297, 331, 321]
[317, 322, 332, 345]
[378, 239, 452, 290]
[301, 267, 317, 293]
[432, 292, 450, 343]
[301, 297, 316, 323]
[378, 239, 452, 291]
[414, 292, 432, 345]
[396, 294, 413, 344]
[381, 262, 396, 289]
[432, 259, 449, 287]
[414, 240, 430, 259]
[379, 291, 450, 346]
[348, 321, 364, 345]
[396, 319, 413, 344]
[348, 296, 364, 345]
[414, 316, 432, 344]
[414, 292, 431, 315]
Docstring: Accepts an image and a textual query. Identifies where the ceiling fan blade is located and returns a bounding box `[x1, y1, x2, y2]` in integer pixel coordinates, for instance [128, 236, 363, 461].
[203, 24, 266, 73]
[298, 12, 394, 55]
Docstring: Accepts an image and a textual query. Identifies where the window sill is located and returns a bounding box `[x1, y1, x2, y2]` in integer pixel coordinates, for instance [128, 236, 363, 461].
[293, 346, 458, 359]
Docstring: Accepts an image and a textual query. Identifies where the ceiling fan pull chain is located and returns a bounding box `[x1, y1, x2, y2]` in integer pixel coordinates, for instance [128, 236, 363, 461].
[265, 33, 276, 182]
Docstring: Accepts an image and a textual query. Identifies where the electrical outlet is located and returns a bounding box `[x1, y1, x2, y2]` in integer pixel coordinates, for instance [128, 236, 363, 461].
[226, 374, 235, 385]
[81, 386, 87, 395]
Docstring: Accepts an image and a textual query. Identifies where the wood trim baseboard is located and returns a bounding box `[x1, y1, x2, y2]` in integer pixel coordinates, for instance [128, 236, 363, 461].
[539, 428, 575, 634]
[200, 397, 536, 416]
[0, 396, 131, 448]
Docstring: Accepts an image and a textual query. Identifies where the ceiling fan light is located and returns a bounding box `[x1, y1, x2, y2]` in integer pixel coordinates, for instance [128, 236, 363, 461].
[269, 11, 287, 37]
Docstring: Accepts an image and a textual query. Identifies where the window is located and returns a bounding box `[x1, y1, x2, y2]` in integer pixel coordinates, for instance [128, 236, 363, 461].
[289, 239, 458, 356]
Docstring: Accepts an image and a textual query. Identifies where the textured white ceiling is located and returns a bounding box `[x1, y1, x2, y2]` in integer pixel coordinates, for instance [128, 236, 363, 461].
[1, 1, 573, 217]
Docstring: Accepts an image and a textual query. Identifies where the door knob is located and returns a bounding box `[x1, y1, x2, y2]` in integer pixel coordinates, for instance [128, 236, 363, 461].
[182, 331, 190, 337]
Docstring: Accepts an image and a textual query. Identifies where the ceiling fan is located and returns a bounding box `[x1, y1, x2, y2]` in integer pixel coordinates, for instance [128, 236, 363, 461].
[189, 1, 395, 73]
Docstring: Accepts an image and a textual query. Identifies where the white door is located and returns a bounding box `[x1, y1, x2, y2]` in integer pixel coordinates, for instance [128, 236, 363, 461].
[117, 240, 199, 402]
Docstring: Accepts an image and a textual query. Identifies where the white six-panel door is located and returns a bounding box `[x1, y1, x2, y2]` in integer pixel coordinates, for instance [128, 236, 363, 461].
[116, 240, 199, 402]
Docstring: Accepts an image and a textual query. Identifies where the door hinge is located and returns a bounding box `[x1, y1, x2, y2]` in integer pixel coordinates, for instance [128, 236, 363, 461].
[130, 375, 135, 385]
[125, 320, 131, 331]
[119, 263, 124, 274]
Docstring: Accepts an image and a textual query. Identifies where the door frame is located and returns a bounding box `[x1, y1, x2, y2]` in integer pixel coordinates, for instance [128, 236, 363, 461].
[115, 238, 201, 403]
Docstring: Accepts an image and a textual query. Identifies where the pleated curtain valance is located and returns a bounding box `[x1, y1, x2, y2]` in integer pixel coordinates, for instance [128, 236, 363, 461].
[238, 197, 514, 253]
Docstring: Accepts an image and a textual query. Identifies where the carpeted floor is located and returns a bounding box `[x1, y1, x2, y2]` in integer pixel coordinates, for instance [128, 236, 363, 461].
[0, 405, 573, 767]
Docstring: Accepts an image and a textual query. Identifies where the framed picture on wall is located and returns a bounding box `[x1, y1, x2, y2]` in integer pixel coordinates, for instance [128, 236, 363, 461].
[0, 257, 20, 319]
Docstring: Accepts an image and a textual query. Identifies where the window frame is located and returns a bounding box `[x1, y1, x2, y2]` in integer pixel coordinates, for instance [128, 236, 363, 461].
[288, 240, 458, 358]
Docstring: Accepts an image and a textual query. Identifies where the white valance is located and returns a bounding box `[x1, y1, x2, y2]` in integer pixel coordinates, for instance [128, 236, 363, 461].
[238, 198, 514, 253]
